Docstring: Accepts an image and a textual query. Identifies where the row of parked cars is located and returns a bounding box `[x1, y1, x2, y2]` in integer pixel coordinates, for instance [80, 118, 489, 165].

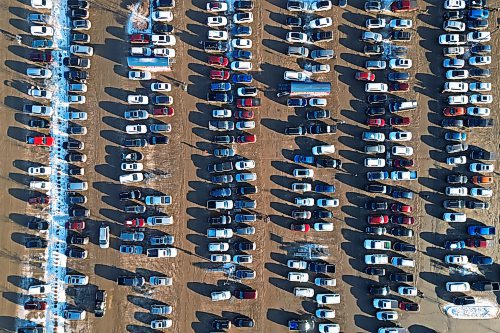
[436, 0, 496, 304]
[203, 0, 258, 330]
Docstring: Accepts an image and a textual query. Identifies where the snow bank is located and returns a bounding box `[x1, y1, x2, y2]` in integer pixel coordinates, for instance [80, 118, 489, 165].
[443, 299, 500, 319]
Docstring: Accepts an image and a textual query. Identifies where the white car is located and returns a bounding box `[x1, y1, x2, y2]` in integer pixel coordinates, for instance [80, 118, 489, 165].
[284, 71, 310, 81]
[443, 58, 465, 69]
[307, 64, 330, 74]
[376, 311, 398, 321]
[398, 286, 417, 296]
[319, 324, 340, 333]
[65, 111, 87, 120]
[365, 254, 389, 265]
[27, 68, 52, 79]
[287, 260, 307, 270]
[389, 19, 412, 29]
[445, 255, 468, 265]
[28, 89, 52, 99]
[392, 146, 413, 156]
[466, 107, 490, 116]
[444, 0, 465, 9]
[317, 199, 339, 208]
[233, 12, 253, 23]
[230, 61, 252, 71]
[445, 186, 467, 196]
[152, 10, 173, 22]
[235, 159, 255, 170]
[294, 287, 314, 297]
[151, 82, 172, 92]
[362, 31, 383, 43]
[316, 309, 336, 319]
[70, 45, 93, 56]
[237, 87, 257, 97]
[121, 162, 144, 171]
[28, 284, 52, 295]
[288, 272, 309, 282]
[293, 168, 314, 178]
[363, 132, 385, 142]
[147, 216, 173, 226]
[207, 1, 228, 12]
[307, 17, 333, 29]
[208, 242, 229, 252]
[364, 158, 385, 167]
[469, 56, 491, 66]
[119, 172, 144, 184]
[469, 163, 494, 173]
[129, 71, 152, 80]
[391, 257, 415, 267]
[152, 34, 176, 46]
[213, 109, 231, 118]
[208, 30, 228, 41]
[31, 0, 52, 9]
[128, 95, 149, 105]
[467, 31, 491, 42]
[443, 20, 465, 32]
[364, 240, 391, 250]
[64, 275, 89, 285]
[439, 34, 466, 45]
[295, 197, 314, 206]
[310, 0, 332, 11]
[286, 32, 308, 43]
[28, 166, 51, 176]
[469, 83, 491, 92]
[151, 319, 172, 329]
[446, 282, 470, 292]
[446, 156, 466, 165]
[314, 222, 334, 231]
[211, 290, 231, 301]
[388, 131, 412, 142]
[446, 70, 468, 80]
[312, 145, 335, 155]
[30, 26, 53, 36]
[448, 95, 468, 105]
[149, 276, 173, 286]
[67, 95, 85, 104]
[153, 48, 176, 57]
[314, 278, 336, 287]
[365, 18, 386, 29]
[292, 183, 312, 192]
[365, 83, 388, 92]
[316, 293, 340, 305]
[210, 254, 231, 262]
[443, 82, 468, 92]
[389, 59, 412, 69]
[470, 188, 492, 197]
[30, 181, 52, 191]
[207, 16, 228, 27]
[470, 94, 492, 104]
[309, 98, 327, 107]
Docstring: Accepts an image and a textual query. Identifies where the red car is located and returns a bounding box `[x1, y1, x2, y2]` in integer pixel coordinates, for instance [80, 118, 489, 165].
[208, 55, 229, 67]
[393, 159, 414, 168]
[389, 116, 410, 126]
[236, 134, 256, 144]
[24, 300, 47, 310]
[152, 107, 174, 117]
[30, 51, 53, 63]
[399, 302, 420, 312]
[28, 196, 50, 205]
[367, 215, 389, 225]
[466, 238, 489, 248]
[388, 83, 410, 92]
[443, 107, 465, 116]
[390, 203, 413, 213]
[210, 70, 230, 81]
[26, 136, 54, 146]
[390, 214, 414, 225]
[290, 223, 310, 232]
[355, 71, 375, 82]
[236, 98, 261, 108]
[366, 118, 385, 127]
[235, 110, 254, 120]
[66, 221, 85, 230]
[129, 33, 150, 44]
[124, 218, 145, 227]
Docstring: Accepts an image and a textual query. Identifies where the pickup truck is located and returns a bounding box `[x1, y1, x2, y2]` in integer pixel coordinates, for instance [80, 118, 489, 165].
[146, 248, 177, 258]
[26, 136, 54, 146]
[207, 200, 234, 210]
[391, 0, 417, 12]
[472, 281, 500, 291]
[391, 171, 417, 181]
[207, 228, 234, 239]
[465, 118, 494, 128]
[203, 41, 228, 53]
[391, 31, 411, 41]
[236, 98, 261, 108]
[208, 161, 234, 173]
[209, 120, 235, 131]
[373, 298, 399, 309]
[308, 262, 335, 274]
[469, 149, 496, 160]
[389, 272, 414, 282]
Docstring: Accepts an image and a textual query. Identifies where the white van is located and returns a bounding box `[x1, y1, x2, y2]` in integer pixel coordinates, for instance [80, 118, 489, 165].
[312, 145, 335, 155]
[64, 309, 86, 320]
[67, 182, 88, 191]
[365, 83, 388, 92]
[130, 47, 152, 56]
[388, 100, 417, 113]
[99, 225, 109, 249]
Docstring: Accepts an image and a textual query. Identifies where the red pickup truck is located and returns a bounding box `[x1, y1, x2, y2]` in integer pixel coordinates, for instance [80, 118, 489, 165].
[26, 136, 54, 146]
[391, 0, 417, 12]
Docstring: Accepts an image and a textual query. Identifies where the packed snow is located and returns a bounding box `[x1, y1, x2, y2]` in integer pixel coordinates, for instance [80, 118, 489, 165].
[443, 299, 500, 319]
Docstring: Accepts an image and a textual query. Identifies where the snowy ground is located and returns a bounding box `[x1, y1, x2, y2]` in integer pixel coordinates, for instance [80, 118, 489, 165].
[126, 1, 152, 35]
[443, 299, 500, 319]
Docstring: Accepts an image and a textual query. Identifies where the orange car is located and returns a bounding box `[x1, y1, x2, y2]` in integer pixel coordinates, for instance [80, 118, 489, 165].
[443, 107, 465, 116]
[471, 176, 493, 185]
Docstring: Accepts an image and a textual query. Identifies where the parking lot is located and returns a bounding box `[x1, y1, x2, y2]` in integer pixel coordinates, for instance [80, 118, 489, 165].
[0, 0, 499, 332]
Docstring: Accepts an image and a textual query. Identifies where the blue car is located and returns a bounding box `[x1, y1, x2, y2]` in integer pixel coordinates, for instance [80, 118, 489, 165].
[211, 175, 233, 184]
[232, 74, 252, 83]
[467, 226, 495, 236]
[214, 148, 235, 157]
[31, 39, 54, 49]
[294, 155, 316, 165]
[467, 9, 489, 20]
[287, 98, 307, 107]
[471, 255, 493, 265]
[314, 184, 336, 193]
[210, 187, 232, 198]
[210, 82, 232, 92]
[233, 25, 252, 37]
[232, 50, 252, 60]
[392, 189, 413, 199]
[444, 240, 465, 250]
[207, 93, 233, 103]
[444, 131, 466, 142]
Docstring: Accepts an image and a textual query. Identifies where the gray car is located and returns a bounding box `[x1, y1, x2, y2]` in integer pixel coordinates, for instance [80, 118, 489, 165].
[119, 232, 145, 242]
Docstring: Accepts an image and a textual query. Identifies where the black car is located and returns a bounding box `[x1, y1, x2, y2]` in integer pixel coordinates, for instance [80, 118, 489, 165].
[443, 199, 465, 209]
[310, 31, 333, 42]
[66, 247, 87, 258]
[68, 0, 90, 9]
[69, 207, 90, 217]
[388, 72, 410, 82]
[28, 219, 49, 231]
[234, 0, 254, 10]
[469, 68, 490, 78]
[367, 94, 388, 104]
[393, 242, 416, 252]
[122, 151, 144, 161]
[70, 9, 89, 19]
[467, 19, 488, 30]
[453, 296, 475, 305]
[68, 194, 87, 204]
[207, 92, 233, 103]
[63, 140, 84, 150]
[212, 319, 231, 330]
[234, 317, 254, 328]
[64, 56, 90, 69]
[17, 326, 45, 333]
[119, 190, 142, 201]
[443, 10, 465, 20]
[68, 166, 84, 176]
[364, 44, 384, 55]
[447, 174, 467, 184]
[313, 210, 333, 219]
[465, 200, 490, 209]
[71, 33, 90, 43]
[68, 234, 89, 245]
[153, 23, 174, 33]
[286, 16, 302, 27]
[232, 50, 252, 60]
[116, 276, 145, 286]
[213, 135, 236, 144]
[28, 118, 50, 128]
[25, 237, 47, 249]
[366, 184, 391, 194]
[366, 107, 386, 116]
[308, 124, 336, 135]
[237, 186, 258, 195]
[153, 0, 175, 8]
[67, 70, 88, 82]
[124, 138, 147, 148]
[284, 126, 306, 135]
[208, 215, 231, 225]
[364, 201, 388, 211]
[233, 241, 255, 251]
[369, 285, 389, 296]
[316, 158, 342, 169]
[442, 119, 464, 128]
[66, 152, 86, 162]
[389, 226, 413, 237]
[94, 289, 107, 317]
[389, 272, 413, 282]
[365, 266, 385, 276]
[148, 136, 169, 145]
[470, 44, 491, 54]
[233, 25, 252, 37]
[465, 118, 493, 128]
[306, 109, 330, 120]
[467, 0, 487, 8]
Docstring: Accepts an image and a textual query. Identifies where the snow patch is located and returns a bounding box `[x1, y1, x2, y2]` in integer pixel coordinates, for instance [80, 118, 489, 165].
[443, 299, 500, 319]
[126, 1, 152, 35]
